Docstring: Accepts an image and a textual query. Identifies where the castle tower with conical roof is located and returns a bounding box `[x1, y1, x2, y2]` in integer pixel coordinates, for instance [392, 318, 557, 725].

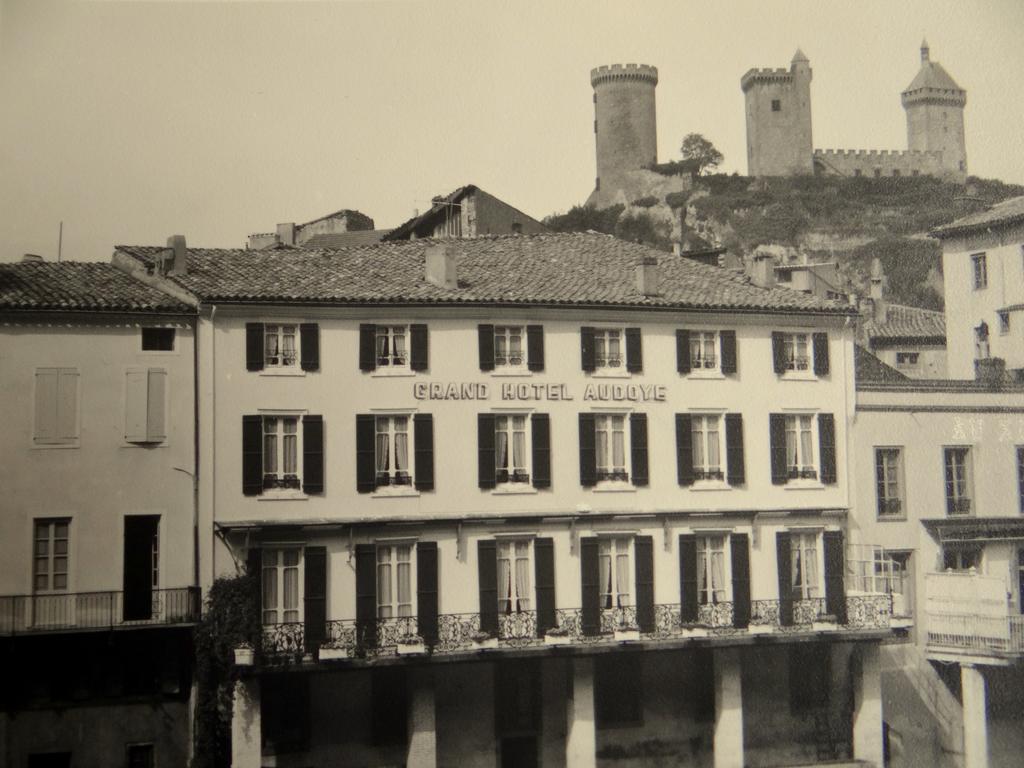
[902, 40, 967, 180]
[740, 49, 814, 176]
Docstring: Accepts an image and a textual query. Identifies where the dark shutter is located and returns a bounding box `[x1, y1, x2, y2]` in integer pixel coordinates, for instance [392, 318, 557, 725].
[531, 414, 551, 489]
[417, 542, 439, 646]
[579, 413, 597, 487]
[823, 531, 847, 624]
[299, 323, 320, 372]
[676, 414, 695, 486]
[478, 540, 498, 637]
[580, 327, 596, 372]
[410, 324, 428, 371]
[630, 413, 649, 486]
[676, 329, 691, 374]
[478, 325, 495, 371]
[478, 414, 496, 489]
[534, 538, 556, 636]
[818, 413, 837, 485]
[356, 414, 376, 494]
[771, 331, 786, 374]
[634, 536, 654, 633]
[813, 332, 830, 376]
[625, 327, 643, 373]
[355, 544, 377, 649]
[304, 547, 327, 652]
[720, 330, 738, 374]
[246, 323, 264, 371]
[730, 534, 751, 629]
[725, 413, 745, 486]
[679, 534, 698, 623]
[580, 537, 601, 636]
[770, 413, 788, 485]
[776, 532, 793, 627]
[414, 414, 434, 491]
[123, 515, 159, 621]
[526, 325, 545, 372]
[242, 415, 263, 496]
[359, 324, 377, 371]
[302, 415, 324, 494]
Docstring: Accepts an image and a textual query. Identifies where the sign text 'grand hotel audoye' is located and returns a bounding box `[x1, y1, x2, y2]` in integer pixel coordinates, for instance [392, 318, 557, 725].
[412, 381, 669, 402]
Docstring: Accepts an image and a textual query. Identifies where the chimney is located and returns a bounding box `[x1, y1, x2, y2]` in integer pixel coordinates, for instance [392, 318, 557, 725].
[167, 235, 188, 276]
[750, 251, 776, 289]
[276, 222, 296, 246]
[869, 257, 887, 324]
[635, 256, 661, 297]
[424, 243, 458, 289]
[21, 253, 43, 263]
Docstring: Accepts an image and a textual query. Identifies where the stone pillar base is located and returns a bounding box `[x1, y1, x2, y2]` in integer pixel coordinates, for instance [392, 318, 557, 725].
[713, 647, 744, 768]
[231, 677, 261, 768]
[566, 657, 596, 768]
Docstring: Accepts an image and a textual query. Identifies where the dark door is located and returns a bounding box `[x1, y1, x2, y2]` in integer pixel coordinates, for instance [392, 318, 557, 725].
[500, 736, 538, 768]
[123, 516, 159, 621]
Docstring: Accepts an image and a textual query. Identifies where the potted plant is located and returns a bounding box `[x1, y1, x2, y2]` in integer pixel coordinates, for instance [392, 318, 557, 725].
[614, 624, 641, 642]
[471, 631, 499, 650]
[233, 642, 255, 666]
[396, 634, 426, 656]
[543, 626, 571, 646]
[318, 639, 350, 661]
[680, 624, 709, 638]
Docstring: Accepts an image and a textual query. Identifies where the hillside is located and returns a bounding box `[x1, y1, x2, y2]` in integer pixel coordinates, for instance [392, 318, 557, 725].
[544, 174, 1024, 310]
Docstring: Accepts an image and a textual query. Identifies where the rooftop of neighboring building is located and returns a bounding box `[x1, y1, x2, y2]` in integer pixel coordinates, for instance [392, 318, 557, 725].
[300, 230, 391, 248]
[854, 345, 909, 385]
[862, 302, 946, 344]
[931, 195, 1024, 239]
[383, 185, 546, 241]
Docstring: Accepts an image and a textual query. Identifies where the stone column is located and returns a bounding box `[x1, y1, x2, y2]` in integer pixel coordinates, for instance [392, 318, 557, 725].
[565, 656, 596, 768]
[407, 666, 438, 768]
[231, 677, 262, 768]
[713, 647, 744, 768]
[853, 643, 884, 768]
[961, 664, 989, 768]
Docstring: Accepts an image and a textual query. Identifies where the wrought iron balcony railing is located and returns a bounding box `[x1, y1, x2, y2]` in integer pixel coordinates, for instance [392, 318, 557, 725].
[0, 587, 201, 635]
[926, 613, 1024, 656]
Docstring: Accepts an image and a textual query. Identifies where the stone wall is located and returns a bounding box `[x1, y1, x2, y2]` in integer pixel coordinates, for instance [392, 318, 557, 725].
[814, 149, 947, 179]
[591, 64, 658, 195]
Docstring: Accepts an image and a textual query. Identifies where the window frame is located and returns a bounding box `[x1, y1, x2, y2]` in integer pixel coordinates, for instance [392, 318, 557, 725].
[261, 414, 303, 492]
[594, 412, 630, 485]
[690, 413, 725, 482]
[373, 324, 410, 374]
[32, 366, 80, 448]
[493, 325, 528, 373]
[33, 518, 71, 594]
[261, 546, 303, 625]
[598, 536, 634, 610]
[592, 327, 626, 375]
[263, 322, 300, 370]
[875, 446, 905, 519]
[895, 351, 920, 369]
[494, 412, 532, 487]
[376, 542, 417, 620]
[998, 311, 1010, 335]
[497, 538, 534, 615]
[780, 332, 813, 377]
[688, 330, 720, 374]
[696, 533, 732, 605]
[943, 445, 973, 516]
[784, 413, 819, 481]
[373, 413, 415, 491]
[140, 327, 176, 353]
[971, 253, 987, 290]
[943, 545, 982, 572]
[790, 530, 824, 600]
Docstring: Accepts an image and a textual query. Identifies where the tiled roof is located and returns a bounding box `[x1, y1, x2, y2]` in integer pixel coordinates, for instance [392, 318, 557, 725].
[115, 232, 853, 314]
[931, 196, 1024, 238]
[302, 230, 391, 248]
[854, 346, 909, 384]
[904, 61, 963, 94]
[0, 261, 192, 314]
[862, 302, 946, 343]
[383, 185, 477, 241]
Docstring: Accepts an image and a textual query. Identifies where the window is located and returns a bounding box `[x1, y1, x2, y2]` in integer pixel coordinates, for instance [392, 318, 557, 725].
[972, 253, 987, 289]
[599, 538, 632, 609]
[782, 333, 810, 372]
[594, 329, 623, 370]
[494, 326, 525, 368]
[262, 548, 301, 624]
[892, 169, 901, 177]
[697, 535, 728, 604]
[943, 546, 981, 572]
[375, 415, 412, 487]
[777, 268, 793, 283]
[785, 414, 816, 480]
[377, 544, 414, 619]
[496, 414, 529, 484]
[975, 322, 990, 361]
[125, 368, 167, 443]
[498, 540, 532, 614]
[34, 519, 70, 592]
[141, 327, 175, 351]
[875, 448, 904, 517]
[691, 414, 723, 480]
[376, 325, 408, 368]
[126, 744, 155, 768]
[886, 551, 913, 617]
[689, 331, 717, 370]
[944, 447, 972, 515]
[33, 367, 79, 445]
[874, 169, 882, 178]
[264, 323, 297, 368]
[771, 99, 781, 112]
[595, 414, 627, 482]
[895, 352, 919, 368]
[854, 169, 863, 178]
[999, 311, 1010, 335]
[791, 532, 821, 599]
[263, 416, 300, 490]
[595, 653, 642, 728]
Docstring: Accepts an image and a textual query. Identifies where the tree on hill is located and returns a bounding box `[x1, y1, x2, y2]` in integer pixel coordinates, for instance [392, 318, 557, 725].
[680, 133, 724, 175]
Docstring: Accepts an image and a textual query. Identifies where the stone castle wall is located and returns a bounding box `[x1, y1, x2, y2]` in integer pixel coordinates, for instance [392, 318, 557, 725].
[813, 149, 947, 179]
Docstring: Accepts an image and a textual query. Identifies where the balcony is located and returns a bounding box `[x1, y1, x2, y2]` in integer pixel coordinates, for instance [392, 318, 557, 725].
[0, 587, 201, 635]
[925, 571, 1024, 660]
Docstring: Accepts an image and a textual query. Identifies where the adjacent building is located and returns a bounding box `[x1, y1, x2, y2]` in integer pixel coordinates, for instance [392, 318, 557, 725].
[248, 208, 386, 250]
[383, 185, 548, 241]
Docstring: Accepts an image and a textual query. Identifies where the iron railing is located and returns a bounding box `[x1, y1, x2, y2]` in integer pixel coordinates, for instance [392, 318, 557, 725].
[926, 613, 1024, 655]
[0, 587, 200, 635]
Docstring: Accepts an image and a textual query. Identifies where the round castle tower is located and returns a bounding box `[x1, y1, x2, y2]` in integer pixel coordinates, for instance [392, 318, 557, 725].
[901, 40, 967, 180]
[590, 64, 659, 196]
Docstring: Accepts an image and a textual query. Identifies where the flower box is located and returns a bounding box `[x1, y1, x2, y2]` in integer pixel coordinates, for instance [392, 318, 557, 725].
[813, 620, 839, 632]
[746, 623, 775, 635]
[396, 636, 426, 656]
[319, 646, 349, 661]
[544, 632, 571, 646]
[233, 646, 255, 666]
[680, 626, 709, 638]
[614, 626, 641, 642]
[472, 634, 499, 650]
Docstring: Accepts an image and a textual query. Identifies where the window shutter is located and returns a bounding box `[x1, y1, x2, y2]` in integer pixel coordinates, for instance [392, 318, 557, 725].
[410, 324, 429, 371]
[771, 331, 786, 374]
[34, 369, 59, 442]
[675, 414, 695, 486]
[720, 330, 738, 375]
[625, 327, 643, 373]
[478, 325, 495, 371]
[355, 544, 377, 649]
[580, 327, 596, 372]
[413, 414, 434, 491]
[580, 537, 601, 636]
[725, 413, 745, 486]
[818, 413, 837, 485]
[534, 538, 556, 637]
[634, 536, 655, 633]
[679, 534, 698, 623]
[676, 329, 691, 374]
[358, 324, 377, 371]
[823, 531, 847, 624]
[246, 323, 265, 371]
[125, 369, 148, 442]
[730, 534, 751, 629]
[527, 325, 545, 372]
[478, 540, 498, 637]
[242, 415, 263, 496]
[417, 542, 439, 647]
[776, 532, 793, 626]
[304, 547, 327, 653]
[770, 413, 788, 485]
[478, 414, 496, 489]
[146, 369, 167, 442]
[630, 413, 649, 486]
[355, 415, 376, 494]
[531, 413, 551, 489]
[300, 323, 320, 372]
[812, 332, 830, 376]
[579, 413, 597, 487]
[57, 369, 79, 441]
[302, 415, 324, 494]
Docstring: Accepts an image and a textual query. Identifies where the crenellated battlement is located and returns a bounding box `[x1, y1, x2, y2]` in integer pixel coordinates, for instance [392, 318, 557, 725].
[740, 67, 794, 91]
[814, 149, 940, 159]
[591, 63, 659, 87]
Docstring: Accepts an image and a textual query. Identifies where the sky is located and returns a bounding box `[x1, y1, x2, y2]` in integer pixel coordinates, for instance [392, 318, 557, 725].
[1, 0, 1023, 263]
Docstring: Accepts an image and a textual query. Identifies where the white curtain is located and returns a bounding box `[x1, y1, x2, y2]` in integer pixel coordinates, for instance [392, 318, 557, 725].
[282, 327, 296, 365]
[710, 544, 725, 603]
[514, 542, 531, 611]
[283, 419, 297, 474]
[375, 429, 389, 473]
[800, 418, 813, 469]
[615, 547, 630, 607]
[596, 422, 608, 471]
[692, 421, 704, 470]
[397, 554, 411, 617]
[599, 544, 612, 608]
[786, 422, 797, 469]
[377, 548, 392, 618]
[496, 418, 509, 472]
[264, 419, 278, 475]
[611, 420, 625, 470]
[512, 418, 525, 471]
[394, 423, 408, 473]
[498, 548, 512, 614]
[707, 423, 720, 472]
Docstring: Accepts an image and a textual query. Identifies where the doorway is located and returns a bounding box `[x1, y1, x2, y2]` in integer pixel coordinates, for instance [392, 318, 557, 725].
[123, 515, 159, 621]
